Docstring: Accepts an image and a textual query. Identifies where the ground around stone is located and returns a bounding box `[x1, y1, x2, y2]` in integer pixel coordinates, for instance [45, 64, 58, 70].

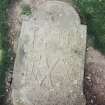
[84, 47, 105, 105]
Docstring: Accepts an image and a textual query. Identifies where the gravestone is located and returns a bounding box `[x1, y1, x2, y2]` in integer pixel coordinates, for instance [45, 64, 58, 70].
[11, 1, 87, 105]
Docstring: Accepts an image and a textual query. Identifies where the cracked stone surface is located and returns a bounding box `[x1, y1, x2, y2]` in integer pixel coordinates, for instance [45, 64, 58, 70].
[11, 1, 87, 105]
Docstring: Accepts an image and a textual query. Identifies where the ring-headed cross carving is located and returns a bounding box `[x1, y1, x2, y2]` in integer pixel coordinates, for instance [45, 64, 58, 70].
[40, 58, 59, 87]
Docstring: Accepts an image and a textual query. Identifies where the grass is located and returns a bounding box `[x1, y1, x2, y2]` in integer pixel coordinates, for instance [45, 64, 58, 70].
[0, 0, 14, 100]
[74, 0, 105, 53]
[0, 1, 31, 103]
[21, 4, 32, 16]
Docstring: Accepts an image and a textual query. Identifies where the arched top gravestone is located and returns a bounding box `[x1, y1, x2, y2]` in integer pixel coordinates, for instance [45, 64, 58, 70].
[12, 1, 86, 105]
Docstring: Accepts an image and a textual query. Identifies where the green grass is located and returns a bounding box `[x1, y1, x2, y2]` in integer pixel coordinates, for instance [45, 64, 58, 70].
[0, 0, 13, 99]
[74, 0, 105, 53]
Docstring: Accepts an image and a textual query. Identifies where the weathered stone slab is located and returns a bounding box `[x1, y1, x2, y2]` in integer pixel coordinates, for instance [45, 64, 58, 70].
[12, 1, 87, 105]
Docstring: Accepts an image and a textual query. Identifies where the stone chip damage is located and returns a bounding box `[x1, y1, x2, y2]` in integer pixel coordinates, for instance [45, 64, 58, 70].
[11, 1, 87, 105]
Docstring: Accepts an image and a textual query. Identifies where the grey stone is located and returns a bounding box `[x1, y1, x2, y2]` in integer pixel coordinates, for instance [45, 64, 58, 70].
[11, 1, 87, 105]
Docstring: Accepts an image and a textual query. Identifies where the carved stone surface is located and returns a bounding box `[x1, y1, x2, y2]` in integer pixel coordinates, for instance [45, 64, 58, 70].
[12, 1, 87, 105]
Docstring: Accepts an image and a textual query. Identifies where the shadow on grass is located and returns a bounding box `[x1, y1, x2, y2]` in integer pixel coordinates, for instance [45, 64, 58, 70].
[74, 0, 105, 54]
[0, 0, 15, 104]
